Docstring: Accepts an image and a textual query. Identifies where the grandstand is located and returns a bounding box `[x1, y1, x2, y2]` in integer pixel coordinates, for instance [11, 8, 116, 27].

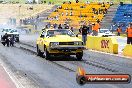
[47, 1, 132, 31]
[48, 2, 110, 29]
[1, 0, 132, 32]
[112, 4, 132, 31]
[39, 0, 132, 4]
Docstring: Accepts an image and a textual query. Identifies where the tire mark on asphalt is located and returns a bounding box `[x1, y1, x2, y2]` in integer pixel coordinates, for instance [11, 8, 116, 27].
[82, 60, 118, 72]
[16, 42, 132, 74]
[17, 44, 116, 73]
[14, 44, 75, 72]
[16, 43, 118, 73]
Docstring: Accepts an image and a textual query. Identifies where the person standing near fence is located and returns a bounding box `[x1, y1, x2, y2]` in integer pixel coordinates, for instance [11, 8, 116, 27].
[92, 21, 100, 36]
[116, 26, 122, 36]
[79, 23, 90, 45]
[58, 24, 63, 29]
[125, 23, 132, 44]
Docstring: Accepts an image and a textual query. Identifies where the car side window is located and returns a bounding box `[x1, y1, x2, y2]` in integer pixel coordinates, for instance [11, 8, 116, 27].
[40, 31, 46, 38]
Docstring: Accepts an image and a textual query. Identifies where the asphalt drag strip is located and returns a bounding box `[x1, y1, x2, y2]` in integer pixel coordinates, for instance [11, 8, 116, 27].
[0, 43, 132, 88]
[17, 42, 132, 74]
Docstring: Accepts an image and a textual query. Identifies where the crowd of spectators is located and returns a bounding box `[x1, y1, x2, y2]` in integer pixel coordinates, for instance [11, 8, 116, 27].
[48, 1, 112, 31]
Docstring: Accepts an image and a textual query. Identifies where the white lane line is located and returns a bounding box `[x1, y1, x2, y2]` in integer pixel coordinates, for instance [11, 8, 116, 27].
[0, 59, 24, 88]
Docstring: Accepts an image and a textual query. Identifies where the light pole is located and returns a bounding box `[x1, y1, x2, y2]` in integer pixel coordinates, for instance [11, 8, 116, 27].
[18, 5, 21, 26]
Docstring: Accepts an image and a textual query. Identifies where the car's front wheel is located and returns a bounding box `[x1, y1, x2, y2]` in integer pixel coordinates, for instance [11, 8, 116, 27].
[44, 47, 50, 60]
[37, 45, 43, 57]
[76, 52, 83, 61]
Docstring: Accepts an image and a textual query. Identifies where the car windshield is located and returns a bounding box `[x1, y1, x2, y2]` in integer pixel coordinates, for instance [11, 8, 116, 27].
[2, 29, 11, 32]
[99, 29, 109, 33]
[47, 29, 75, 37]
[10, 30, 17, 33]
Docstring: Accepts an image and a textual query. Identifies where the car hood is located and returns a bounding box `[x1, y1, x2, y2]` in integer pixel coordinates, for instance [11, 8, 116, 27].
[7, 32, 19, 35]
[2, 31, 10, 33]
[45, 35, 82, 42]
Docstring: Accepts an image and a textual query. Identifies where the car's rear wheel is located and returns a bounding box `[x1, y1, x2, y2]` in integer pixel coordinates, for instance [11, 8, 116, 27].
[44, 47, 50, 60]
[16, 38, 19, 42]
[37, 45, 43, 57]
[76, 52, 83, 61]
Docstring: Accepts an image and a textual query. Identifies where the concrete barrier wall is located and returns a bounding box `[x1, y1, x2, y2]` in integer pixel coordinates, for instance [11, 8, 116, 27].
[78, 35, 118, 54]
[123, 45, 132, 57]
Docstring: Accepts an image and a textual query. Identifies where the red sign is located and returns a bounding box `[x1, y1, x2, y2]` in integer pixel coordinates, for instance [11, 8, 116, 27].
[101, 40, 109, 48]
[76, 67, 131, 85]
[76, 74, 131, 85]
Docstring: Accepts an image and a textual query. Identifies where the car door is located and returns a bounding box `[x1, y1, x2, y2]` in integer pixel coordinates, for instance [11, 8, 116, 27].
[39, 30, 46, 52]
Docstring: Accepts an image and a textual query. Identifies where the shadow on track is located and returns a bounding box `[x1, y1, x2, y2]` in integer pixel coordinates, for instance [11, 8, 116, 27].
[46, 55, 80, 61]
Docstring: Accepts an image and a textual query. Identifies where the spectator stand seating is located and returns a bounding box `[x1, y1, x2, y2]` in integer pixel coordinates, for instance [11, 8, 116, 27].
[48, 2, 110, 29]
[112, 4, 132, 31]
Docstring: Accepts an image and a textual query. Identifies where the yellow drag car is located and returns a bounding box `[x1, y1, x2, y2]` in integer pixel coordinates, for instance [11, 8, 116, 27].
[36, 29, 85, 60]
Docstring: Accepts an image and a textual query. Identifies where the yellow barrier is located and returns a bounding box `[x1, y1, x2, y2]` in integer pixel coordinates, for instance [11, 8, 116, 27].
[78, 35, 118, 54]
[123, 45, 132, 57]
[86, 36, 118, 54]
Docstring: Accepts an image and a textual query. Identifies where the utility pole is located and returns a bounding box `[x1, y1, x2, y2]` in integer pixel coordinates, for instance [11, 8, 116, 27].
[18, 5, 21, 26]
